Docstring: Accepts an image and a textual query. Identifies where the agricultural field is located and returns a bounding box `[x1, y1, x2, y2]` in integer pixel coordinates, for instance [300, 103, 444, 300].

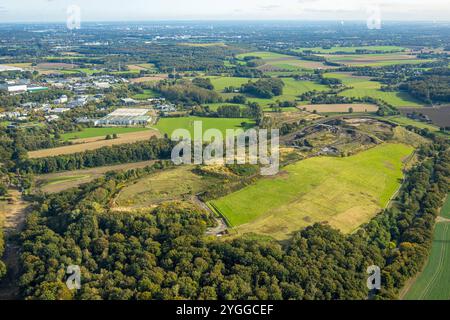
[301, 103, 378, 113]
[114, 165, 220, 209]
[294, 46, 407, 54]
[61, 127, 150, 141]
[404, 194, 450, 300]
[35, 160, 157, 194]
[28, 129, 160, 158]
[321, 53, 432, 67]
[209, 143, 414, 240]
[236, 51, 333, 71]
[153, 116, 255, 138]
[324, 72, 424, 107]
[208, 76, 329, 106]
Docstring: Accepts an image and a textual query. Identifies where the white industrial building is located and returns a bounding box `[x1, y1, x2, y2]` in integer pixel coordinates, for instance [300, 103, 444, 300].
[94, 108, 152, 126]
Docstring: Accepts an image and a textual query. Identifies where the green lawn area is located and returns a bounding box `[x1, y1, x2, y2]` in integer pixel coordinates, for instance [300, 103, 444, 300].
[132, 89, 159, 100]
[61, 127, 150, 141]
[324, 73, 424, 107]
[404, 194, 450, 300]
[294, 46, 407, 54]
[154, 116, 255, 138]
[209, 143, 414, 240]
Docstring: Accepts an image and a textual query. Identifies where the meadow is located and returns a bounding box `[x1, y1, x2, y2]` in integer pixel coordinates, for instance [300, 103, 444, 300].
[324, 72, 424, 107]
[61, 127, 150, 140]
[404, 194, 450, 300]
[115, 166, 220, 208]
[209, 143, 414, 240]
[154, 116, 255, 138]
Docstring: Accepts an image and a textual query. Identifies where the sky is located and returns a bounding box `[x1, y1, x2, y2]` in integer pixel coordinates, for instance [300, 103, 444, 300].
[0, 0, 449, 22]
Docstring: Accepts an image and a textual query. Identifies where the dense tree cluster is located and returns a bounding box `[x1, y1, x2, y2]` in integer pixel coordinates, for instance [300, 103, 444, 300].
[157, 81, 221, 105]
[240, 78, 284, 99]
[399, 68, 450, 104]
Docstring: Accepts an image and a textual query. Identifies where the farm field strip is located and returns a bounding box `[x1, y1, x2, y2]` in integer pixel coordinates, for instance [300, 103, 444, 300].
[28, 129, 160, 158]
[61, 127, 151, 141]
[209, 143, 414, 240]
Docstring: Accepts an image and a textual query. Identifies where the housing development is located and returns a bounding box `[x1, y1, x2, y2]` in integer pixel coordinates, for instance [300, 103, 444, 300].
[0, 1, 449, 310]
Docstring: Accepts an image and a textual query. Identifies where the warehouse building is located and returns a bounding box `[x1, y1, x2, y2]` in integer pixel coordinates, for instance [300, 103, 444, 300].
[94, 108, 152, 126]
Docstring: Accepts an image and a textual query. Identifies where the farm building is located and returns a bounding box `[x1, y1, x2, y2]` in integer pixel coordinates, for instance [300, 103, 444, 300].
[94, 108, 152, 126]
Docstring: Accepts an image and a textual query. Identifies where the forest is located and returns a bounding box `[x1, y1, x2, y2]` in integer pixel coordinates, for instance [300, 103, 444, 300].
[15, 130, 450, 300]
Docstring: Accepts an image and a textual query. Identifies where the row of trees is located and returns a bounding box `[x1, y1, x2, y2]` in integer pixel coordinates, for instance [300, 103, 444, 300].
[20, 137, 174, 174]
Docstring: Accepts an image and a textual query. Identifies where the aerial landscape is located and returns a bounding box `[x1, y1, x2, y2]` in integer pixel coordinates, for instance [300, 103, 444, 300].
[0, 0, 449, 309]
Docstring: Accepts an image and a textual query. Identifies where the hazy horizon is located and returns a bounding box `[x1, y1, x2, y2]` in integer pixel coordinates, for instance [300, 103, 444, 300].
[0, 0, 449, 23]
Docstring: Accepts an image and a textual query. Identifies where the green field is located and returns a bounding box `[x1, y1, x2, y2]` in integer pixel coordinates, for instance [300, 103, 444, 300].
[209, 143, 414, 240]
[208, 76, 329, 106]
[154, 116, 255, 138]
[236, 51, 329, 71]
[294, 46, 407, 54]
[386, 116, 441, 132]
[61, 127, 150, 140]
[115, 166, 220, 208]
[324, 73, 424, 107]
[404, 194, 450, 300]
[132, 89, 159, 100]
[236, 51, 290, 60]
[320, 53, 432, 67]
